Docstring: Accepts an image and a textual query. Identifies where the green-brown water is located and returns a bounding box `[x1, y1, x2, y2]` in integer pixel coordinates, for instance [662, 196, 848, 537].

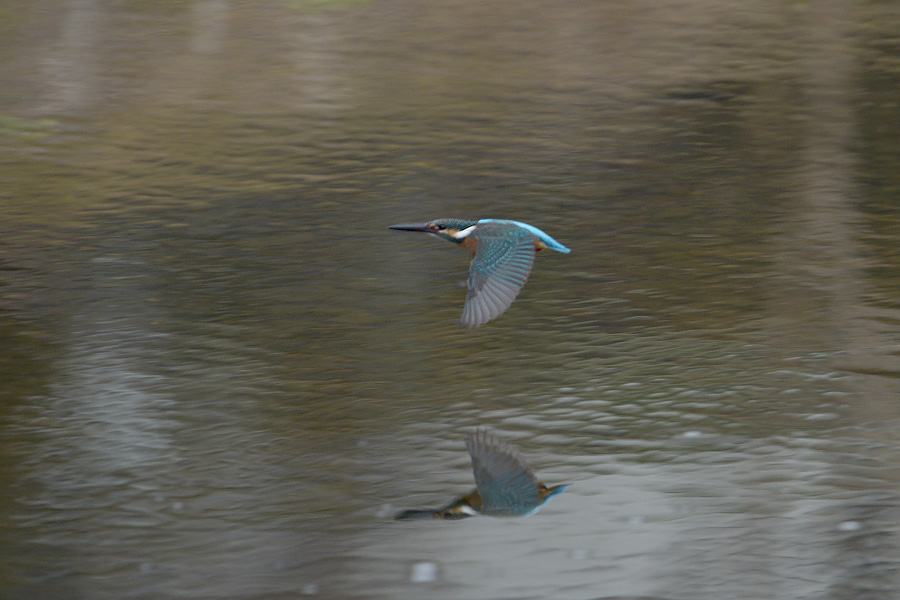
[2, 1, 900, 599]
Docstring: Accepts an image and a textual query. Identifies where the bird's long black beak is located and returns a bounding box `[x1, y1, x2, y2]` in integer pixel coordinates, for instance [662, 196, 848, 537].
[388, 223, 432, 233]
[394, 508, 439, 521]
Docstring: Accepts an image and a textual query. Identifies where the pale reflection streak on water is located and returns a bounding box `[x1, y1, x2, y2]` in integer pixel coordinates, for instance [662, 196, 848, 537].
[1, 1, 900, 599]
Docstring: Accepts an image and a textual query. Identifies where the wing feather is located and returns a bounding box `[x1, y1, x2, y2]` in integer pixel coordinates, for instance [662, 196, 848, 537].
[460, 222, 536, 328]
[466, 429, 541, 515]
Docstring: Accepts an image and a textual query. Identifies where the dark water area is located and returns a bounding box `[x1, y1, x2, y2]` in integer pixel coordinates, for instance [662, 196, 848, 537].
[2, 1, 900, 599]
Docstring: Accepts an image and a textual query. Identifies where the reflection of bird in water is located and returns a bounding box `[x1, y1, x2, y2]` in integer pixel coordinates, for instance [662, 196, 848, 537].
[395, 429, 569, 520]
[388, 219, 571, 327]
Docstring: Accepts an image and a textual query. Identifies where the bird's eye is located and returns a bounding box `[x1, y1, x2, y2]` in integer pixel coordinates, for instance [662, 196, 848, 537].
[432, 223, 446, 231]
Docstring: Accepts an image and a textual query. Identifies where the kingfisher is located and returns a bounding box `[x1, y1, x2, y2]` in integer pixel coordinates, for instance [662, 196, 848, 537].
[394, 429, 569, 521]
[388, 219, 571, 327]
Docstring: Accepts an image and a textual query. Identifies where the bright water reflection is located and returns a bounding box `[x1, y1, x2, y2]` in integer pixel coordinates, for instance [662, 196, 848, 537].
[2, 1, 900, 599]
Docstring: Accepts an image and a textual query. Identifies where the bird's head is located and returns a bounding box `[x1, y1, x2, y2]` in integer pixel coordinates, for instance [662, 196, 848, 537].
[389, 219, 478, 244]
[440, 489, 482, 519]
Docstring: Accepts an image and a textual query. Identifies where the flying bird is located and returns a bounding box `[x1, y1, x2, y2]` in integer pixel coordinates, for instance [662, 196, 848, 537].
[395, 429, 569, 520]
[389, 218, 571, 327]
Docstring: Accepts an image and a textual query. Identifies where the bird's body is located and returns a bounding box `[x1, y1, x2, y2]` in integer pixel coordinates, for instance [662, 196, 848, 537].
[395, 429, 569, 521]
[388, 219, 571, 327]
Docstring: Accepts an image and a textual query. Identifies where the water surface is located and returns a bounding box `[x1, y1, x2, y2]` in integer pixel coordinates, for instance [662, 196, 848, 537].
[2, 1, 900, 599]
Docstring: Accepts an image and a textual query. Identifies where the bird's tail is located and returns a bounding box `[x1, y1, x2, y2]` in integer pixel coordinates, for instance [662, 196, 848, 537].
[540, 483, 569, 501]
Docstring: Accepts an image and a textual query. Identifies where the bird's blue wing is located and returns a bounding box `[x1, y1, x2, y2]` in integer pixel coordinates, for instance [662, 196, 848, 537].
[461, 222, 536, 328]
[479, 219, 571, 253]
[466, 429, 541, 516]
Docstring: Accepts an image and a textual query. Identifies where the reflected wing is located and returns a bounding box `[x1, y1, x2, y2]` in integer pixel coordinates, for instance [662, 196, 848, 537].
[461, 222, 536, 328]
[466, 429, 540, 515]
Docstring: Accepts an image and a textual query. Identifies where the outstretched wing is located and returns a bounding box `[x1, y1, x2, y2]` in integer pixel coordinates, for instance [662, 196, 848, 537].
[466, 429, 540, 515]
[461, 222, 536, 328]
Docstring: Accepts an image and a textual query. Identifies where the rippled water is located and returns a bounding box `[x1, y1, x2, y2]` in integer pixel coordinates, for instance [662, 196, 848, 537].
[2, 1, 900, 599]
